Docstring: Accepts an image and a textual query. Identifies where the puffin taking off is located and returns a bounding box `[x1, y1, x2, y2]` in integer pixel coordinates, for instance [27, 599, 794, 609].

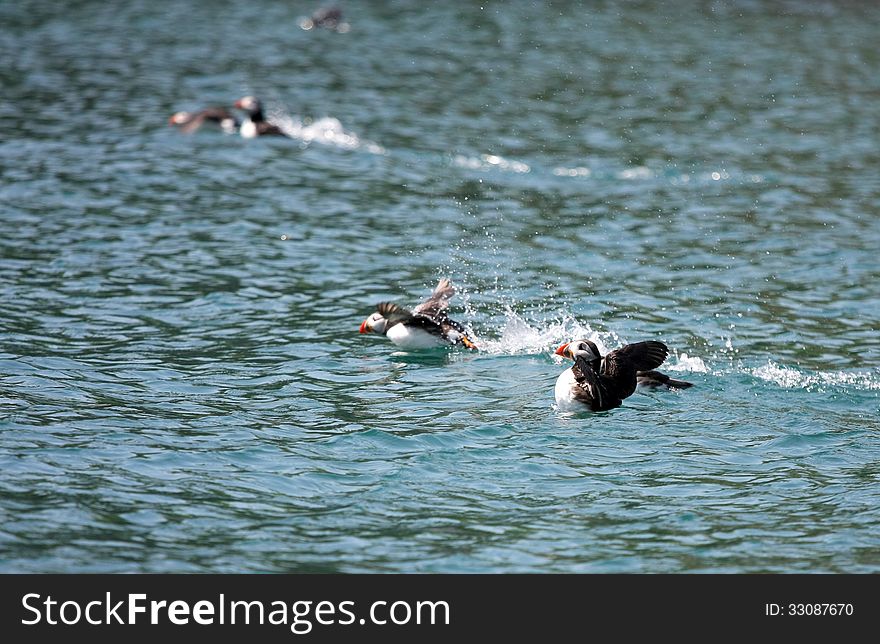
[554, 339, 691, 411]
[359, 278, 478, 350]
[233, 96, 288, 138]
[169, 107, 239, 134]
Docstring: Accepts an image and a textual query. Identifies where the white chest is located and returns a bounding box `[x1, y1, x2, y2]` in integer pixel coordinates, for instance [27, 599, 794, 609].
[386, 324, 446, 349]
[554, 367, 585, 411]
[240, 119, 258, 139]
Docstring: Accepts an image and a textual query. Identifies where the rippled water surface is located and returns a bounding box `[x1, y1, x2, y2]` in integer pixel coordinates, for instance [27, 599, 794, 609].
[2, 0, 879, 572]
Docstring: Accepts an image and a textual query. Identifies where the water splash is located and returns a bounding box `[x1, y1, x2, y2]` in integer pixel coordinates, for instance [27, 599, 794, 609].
[616, 166, 654, 180]
[552, 166, 592, 177]
[666, 352, 710, 373]
[453, 153, 530, 174]
[749, 361, 880, 392]
[472, 308, 618, 356]
[269, 110, 385, 153]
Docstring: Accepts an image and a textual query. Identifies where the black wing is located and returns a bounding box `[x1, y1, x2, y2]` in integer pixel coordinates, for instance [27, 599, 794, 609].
[413, 278, 456, 320]
[375, 302, 415, 326]
[571, 357, 606, 410]
[200, 107, 235, 123]
[313, 7, 342, 24]
[636, 370, 694, 389]
[256, 122, 288, 137]
[605, 341, 668, 377]
[177, 108, 238, 133]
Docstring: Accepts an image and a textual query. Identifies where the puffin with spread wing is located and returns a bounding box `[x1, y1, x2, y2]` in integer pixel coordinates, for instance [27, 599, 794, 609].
[555, 339, 691, 411]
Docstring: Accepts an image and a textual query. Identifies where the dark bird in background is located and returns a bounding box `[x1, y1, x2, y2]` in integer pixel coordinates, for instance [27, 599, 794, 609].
[555, 339, 692, 411]
[299, 6, 350, 32]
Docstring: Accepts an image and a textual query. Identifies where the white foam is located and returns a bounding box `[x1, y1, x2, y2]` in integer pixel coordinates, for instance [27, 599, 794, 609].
[750, 361, 880, 391]
[746, 361, 880, 391]
[616, 166, 654, 180]
[453, 154, 530, 174]
[474, 309, 615, 356]
[552, 166, 591, 177]
[270, 111, 385, 153]
[665, 352, 710, 373]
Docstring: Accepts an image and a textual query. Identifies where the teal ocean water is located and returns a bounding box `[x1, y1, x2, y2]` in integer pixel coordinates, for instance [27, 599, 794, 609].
[1, 0, 879, 572]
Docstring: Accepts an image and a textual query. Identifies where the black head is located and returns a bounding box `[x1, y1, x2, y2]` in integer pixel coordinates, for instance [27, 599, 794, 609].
[556, 339, 602, 367]
[234, 96, 265, 121]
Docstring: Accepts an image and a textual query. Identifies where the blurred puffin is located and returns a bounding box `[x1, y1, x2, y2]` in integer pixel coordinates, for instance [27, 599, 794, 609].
[359, 278, 478, 350]
[299, 6, 350, 32]
[554, 339, 691, 411]
[233, 96, 288, 138]
[168, 107, 239, 134]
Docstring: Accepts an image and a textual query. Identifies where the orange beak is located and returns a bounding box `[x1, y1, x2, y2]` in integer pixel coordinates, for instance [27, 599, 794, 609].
[555, 342, 570, 357]
[233, 99, 244, 109]
[359, 319, 369, 334]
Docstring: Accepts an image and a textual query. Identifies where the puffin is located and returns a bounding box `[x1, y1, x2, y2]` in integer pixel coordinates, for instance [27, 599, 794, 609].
[168, 107, 239, 134]
[554, 339, 692, 411]
[359, 278, 478, 350]
[233, 96, 288, 138]
[299, 6, 350, 32]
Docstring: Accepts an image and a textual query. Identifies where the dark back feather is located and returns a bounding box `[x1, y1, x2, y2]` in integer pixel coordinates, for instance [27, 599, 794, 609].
[375, 302, 414, 326]
[256, 121, 287, 136]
